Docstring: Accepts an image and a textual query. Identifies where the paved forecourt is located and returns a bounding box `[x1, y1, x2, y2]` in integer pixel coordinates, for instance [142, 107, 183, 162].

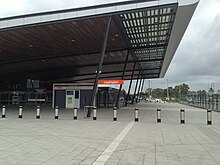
[1, 102, 220, 165]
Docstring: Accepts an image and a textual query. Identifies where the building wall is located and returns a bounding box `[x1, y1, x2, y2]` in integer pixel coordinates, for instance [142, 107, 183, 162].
[80, 90, 93, 108]
[54, 90, 66, 108]
[54, 89, 93, 109]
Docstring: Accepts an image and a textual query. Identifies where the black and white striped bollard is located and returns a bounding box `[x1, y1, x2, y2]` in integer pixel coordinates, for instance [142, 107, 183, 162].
[113, 107, 117, 121]
[180, 109, 185, 124]
[207, 109, 212, 125]
[93, 107, 97, 120]
[73, 107, 77, 120]
[55, 106, 59, 119]
[157, 108, 161, 123]
[134, 108, 138, 122]
[36, 106, 40, 119]
[2, 105, 6, 118]
[19, 106, 23, 118]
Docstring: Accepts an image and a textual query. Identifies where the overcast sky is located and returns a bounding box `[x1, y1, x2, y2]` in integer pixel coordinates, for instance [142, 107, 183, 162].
[0, 0, 220, 92]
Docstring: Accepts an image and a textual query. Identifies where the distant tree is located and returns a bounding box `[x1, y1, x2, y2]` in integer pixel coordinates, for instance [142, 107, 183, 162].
[196, 90, 207, 102]
[152, 88, 165, 99]
[209, 87, 214, 93]
[197, 90, 206, 96]
[168, 87, 174, 98]
[179, 83, 190, 96]
[140, 92, 147, 100]
[174, 85, 180, 99]
[143, 83, 190, 102]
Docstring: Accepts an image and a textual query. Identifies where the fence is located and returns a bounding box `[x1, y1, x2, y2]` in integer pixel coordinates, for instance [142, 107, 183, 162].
[181, 93, 220, 110]
[0, 91, 52, 107]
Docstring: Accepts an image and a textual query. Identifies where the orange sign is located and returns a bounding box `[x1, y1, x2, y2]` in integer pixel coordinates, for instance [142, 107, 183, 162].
[98, 80, 124, 85]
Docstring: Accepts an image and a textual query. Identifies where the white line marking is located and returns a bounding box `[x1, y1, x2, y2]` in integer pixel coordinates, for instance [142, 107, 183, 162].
[92, 122, 134, 165]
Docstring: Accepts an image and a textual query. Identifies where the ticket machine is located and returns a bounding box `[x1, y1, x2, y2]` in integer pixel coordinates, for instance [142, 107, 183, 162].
[65, 90, 80, 109]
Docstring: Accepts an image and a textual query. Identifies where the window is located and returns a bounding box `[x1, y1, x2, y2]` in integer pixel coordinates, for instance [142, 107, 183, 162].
[75, 91, 79, 99]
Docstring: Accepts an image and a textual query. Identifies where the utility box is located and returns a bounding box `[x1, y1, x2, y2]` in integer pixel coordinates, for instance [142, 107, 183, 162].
[53, 83, 93, 109]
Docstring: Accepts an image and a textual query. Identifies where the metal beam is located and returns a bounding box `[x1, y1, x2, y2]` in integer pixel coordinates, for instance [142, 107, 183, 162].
[60, 74, 159, 82]
[88, 16, 112, 117]
[125, 62, 136, 106]
[0, 45, 166, 66]
[73, 68, 160, 77]
[137, 78, 143, 103]
[78, 58, 164, 68]
[132, 71, 140, 105]
[0, 58, 164, 79]
[115, 50, 130, 108]
[0, 64, 160, 80]
[100, 58, 163, 66]
[141, 79, 145, 92]
[68, 73, 159, 82]
[138, 79, 145, 102]
[29, 68, 160, 81]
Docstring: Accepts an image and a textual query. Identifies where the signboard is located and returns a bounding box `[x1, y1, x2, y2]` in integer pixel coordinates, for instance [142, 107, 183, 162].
[98, 80, 124, 85]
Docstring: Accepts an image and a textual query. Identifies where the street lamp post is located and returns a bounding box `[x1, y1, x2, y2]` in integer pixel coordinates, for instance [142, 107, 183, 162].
[167, 79, 169, 102]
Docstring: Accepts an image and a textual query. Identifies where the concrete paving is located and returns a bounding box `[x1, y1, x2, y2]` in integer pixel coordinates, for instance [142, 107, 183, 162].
[1, 102, 220, 165]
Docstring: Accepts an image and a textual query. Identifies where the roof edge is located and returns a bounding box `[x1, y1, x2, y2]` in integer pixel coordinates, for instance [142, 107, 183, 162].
[0, 0, 157, 21]
[159, 0, 199, 78]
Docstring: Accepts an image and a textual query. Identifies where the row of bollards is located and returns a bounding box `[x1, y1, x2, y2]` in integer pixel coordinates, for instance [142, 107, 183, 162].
[112, 107, 139, 122]
[1, 105, 213, 124]
[157, 108, 213, 125]
[156, 108, 186, 124]
[1, 105, 80, 120]
[1, 105, 139, 122]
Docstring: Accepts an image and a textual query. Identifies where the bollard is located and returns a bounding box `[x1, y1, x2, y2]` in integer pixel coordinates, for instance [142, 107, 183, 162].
[2, 105, 6, 118]
[73, 107, 77, 120]
[134, 108, 138, 122]
[113, 107, 117, 121]
[36, 106, 40, 119]
[19, 106, 23, 118]
[180, 109, 185, 124]
[93, 107, 97, 120]
[207, 109, 212, 125]
[157, 108, 161, 123]
[55, 106, 59, 119]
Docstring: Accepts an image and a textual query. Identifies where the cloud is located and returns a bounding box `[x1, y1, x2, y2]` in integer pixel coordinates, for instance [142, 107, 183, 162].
[161, 0, 220, 91]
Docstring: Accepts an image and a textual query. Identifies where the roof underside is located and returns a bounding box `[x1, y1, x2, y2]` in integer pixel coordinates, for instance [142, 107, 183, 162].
[0, 0, 197, 83]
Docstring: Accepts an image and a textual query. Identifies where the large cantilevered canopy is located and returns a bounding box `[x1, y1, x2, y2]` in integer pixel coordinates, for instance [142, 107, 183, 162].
[0, 0, 199, 83]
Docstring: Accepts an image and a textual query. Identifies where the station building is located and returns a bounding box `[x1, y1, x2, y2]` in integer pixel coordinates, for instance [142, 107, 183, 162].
[0, 0, 199, 112]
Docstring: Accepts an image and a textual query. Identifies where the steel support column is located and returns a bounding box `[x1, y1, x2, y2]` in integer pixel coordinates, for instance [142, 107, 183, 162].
[132, 72, 140, 105]
[115, 51, 130, 108]
[139, 79, 145, 102]
[136, 78, 143, 103]
[88, 16, 112, 117]
[125, 62, 136, 106]
[141, 79, 145, 92]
